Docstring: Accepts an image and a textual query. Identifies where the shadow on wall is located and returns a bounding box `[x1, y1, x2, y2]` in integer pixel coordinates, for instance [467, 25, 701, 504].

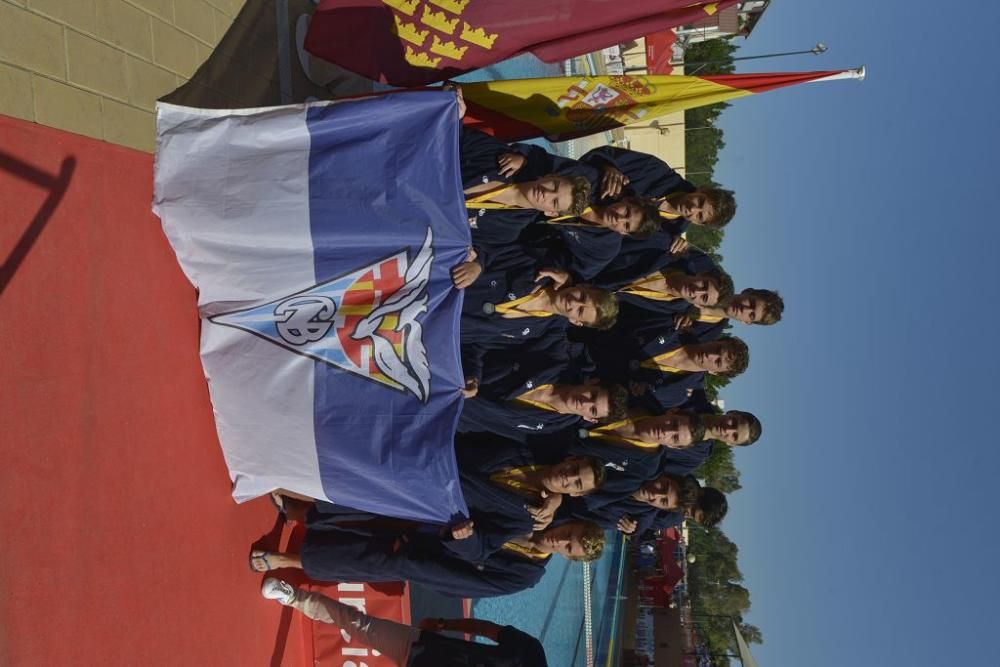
[0, 152, 76, 295]
[162, 0, 377, 109]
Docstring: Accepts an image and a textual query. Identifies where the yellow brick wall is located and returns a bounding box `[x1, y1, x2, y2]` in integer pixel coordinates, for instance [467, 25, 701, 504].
[0, 0, 246, 151]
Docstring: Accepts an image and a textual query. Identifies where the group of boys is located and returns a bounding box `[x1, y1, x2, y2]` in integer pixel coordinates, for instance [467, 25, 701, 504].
[250, 91, 782, 601]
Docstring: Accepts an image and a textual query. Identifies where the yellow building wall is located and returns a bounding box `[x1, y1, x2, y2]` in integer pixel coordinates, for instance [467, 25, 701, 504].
[619, 38, 687, 175]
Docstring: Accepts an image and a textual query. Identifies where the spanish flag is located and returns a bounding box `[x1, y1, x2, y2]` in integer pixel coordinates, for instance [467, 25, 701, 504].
[305, 0, 739, 87]
[461, 69, 867, 142]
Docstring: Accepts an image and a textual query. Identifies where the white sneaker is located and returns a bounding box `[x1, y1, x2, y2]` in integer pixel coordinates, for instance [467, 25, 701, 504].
[261, 577, 296, 605]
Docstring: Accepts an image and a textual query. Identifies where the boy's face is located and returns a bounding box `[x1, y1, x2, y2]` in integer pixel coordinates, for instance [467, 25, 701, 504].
[727, 292, 768, 324]
[636, 413, 698, 448]
[691, 341, 739, 374]
[706, 413, 752, 445]
[540, 522, 591, 558]
[677, 192, 716, 225]
[552, 286, 600, 326]
[542, 457, 597, 496]
[681, 274, 722, 306]
[560, 385, 611, 422]
[636, 476, 681, 511]
[523, 175, 574, 215]
[600, 198, 643, 235]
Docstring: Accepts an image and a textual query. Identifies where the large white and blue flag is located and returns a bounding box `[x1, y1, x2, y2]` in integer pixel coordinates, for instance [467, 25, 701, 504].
[154, 91, 469, 524]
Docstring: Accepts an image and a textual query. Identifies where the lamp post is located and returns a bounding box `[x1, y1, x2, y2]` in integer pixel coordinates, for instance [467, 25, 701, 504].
[623, 42, 828, 74]
[686, 42, 827, 75]
[626, 120, 719, 133]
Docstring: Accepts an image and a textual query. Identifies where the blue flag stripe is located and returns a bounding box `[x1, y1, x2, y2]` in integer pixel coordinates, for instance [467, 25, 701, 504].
[305, 91, 470, 523]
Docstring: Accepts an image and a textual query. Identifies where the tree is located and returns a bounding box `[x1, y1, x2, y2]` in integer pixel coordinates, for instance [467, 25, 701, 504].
[672, 36, 764, 662]
[739, 623, 764, 645]
[683, 39, 739, 77]
[682, 38, 739, 260]
[697, 444, 741, 492]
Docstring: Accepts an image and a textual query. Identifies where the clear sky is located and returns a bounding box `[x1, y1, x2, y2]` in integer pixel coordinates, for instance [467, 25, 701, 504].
[714, 1, 1000, 665]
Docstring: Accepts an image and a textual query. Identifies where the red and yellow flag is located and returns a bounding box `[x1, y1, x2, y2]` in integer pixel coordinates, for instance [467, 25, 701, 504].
[305, 0, 739, 87]
[461, 69, 866, 142]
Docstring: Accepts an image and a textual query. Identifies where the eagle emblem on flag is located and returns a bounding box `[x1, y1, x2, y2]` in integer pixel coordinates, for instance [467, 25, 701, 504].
[210, 229, 436, 403]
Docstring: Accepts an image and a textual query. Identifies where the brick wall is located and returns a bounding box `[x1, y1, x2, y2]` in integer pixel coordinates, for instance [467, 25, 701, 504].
[0, 0, 245, 151]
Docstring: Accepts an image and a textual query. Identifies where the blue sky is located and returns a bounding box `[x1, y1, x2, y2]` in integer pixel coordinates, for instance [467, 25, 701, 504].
[715, 1, 1000, 665]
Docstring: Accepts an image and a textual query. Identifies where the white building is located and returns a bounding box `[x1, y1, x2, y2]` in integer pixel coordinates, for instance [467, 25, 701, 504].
[675, 0, 772, 45]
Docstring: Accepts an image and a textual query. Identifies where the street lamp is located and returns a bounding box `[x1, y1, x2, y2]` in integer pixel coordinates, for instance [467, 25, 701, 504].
[619, 119, 671, 134]
[685, 42, 829, 74]
[624, 42, 829, 74]
[625, 121, 720, 133]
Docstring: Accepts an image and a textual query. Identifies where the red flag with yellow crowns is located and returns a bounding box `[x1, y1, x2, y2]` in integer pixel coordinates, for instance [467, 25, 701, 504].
[304, 0, 738, 86]
[460, 69, 867, 142]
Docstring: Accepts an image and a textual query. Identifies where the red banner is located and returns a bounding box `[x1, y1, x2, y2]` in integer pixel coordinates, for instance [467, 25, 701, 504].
[304, 581, 410, 666]
[305, 0, 740, 86]
[644, 30, 678, 75]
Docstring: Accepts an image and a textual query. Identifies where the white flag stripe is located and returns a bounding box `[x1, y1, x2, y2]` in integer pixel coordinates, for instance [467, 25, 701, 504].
[154, 103, 315, 307]
[200, 324, 323, 502]
[156, 102, 324, 502]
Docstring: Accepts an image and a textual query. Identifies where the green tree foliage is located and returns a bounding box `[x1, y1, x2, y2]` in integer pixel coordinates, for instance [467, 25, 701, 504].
[686, 224, 725, 262]
[673, 38, 764, 664]
[697, 444, 741, 493]
[684, 39, 739, 76]
[740, 623, 764, 644]
[697, 375, 741, 492]
[683, 39, 738, 257]
[686, 526, 763, 663]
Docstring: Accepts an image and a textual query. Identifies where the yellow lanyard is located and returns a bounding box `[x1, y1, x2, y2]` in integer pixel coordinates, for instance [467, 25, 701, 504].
[494, 289, 554, 319]
[589, 417, 659, 449]
[490, 465, 547, 494]
[502, 541, 552, 560]
[619, 272, 682, 302]
[514, 384, 558, 412]
[655, 192, 683, 220]
[639, 347, 687, 373]
[544, 206, 594, 224]
[466, 184, 524, 209]
[696, 311, 725, 323]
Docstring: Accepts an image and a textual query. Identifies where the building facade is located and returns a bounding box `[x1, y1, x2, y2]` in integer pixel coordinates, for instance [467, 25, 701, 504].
[676, 0, 771, 44]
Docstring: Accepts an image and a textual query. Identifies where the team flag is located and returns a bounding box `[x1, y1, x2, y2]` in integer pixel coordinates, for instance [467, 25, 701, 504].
[462, 68, 867, 142]
[304, 0, 739, 86]
[153, 91, 470, 524]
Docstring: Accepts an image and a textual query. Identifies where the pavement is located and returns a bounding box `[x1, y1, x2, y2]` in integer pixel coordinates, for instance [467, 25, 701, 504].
[0, 3, 404, 663]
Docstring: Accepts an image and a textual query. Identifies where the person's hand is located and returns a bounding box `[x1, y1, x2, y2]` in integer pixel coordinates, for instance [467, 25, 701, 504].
[498, 153, 526, 178]
[601, 165, 630, 199]
[462, 377, 479, 398]
[419, 617, 446, 631]
[526, 490, 563, 530]
[629, 380, 647, 397]
[535, 268, 571, 289]
[443, 82, 467, 119]
[450, 519, 475, 540]
[672, 312, 694, 330]
[617, 516, 638, 534]
[451, 260, 482, 289]
[669, 237, 690, 255]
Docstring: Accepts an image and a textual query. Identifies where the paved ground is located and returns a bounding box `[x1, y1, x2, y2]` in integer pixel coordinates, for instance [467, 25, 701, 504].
[0, 113, 313, 666]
